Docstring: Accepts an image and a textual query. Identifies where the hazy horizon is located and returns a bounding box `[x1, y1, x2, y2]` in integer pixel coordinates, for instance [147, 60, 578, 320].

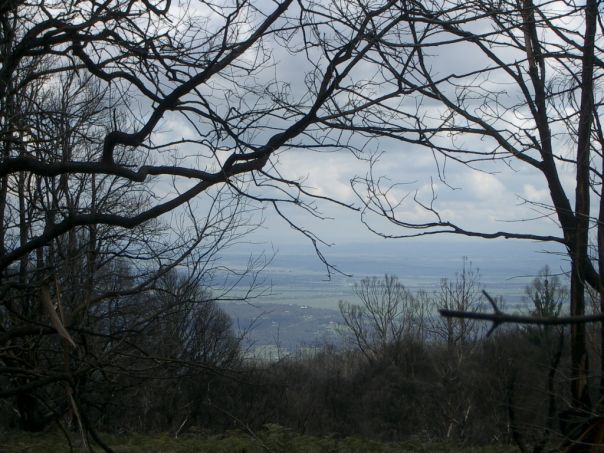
[217, 237, 568, 311]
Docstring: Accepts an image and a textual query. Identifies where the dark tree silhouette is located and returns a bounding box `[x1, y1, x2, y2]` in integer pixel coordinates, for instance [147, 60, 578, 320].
[322, 0, 603, 413]
[0, 1, 414, 448]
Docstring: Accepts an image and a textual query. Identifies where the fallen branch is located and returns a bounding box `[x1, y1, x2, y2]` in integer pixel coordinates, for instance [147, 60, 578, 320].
[439, 290, 604, 336]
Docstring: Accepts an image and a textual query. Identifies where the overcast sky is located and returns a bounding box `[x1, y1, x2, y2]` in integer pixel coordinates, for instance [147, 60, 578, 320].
[246, 145, 570, 275]
[155, 1, 581, 277]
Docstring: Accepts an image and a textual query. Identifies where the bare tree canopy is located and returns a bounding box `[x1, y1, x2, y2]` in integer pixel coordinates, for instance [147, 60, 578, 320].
[2, 0, 604, 448]
[0, 0, 396, 443]
[339, 274, 425, 362]
[2, 1, 445, 445]
[317, 0, 602, 410]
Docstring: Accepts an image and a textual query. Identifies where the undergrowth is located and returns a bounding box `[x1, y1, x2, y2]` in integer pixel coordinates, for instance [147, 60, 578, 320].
[0, 424, 514, 452]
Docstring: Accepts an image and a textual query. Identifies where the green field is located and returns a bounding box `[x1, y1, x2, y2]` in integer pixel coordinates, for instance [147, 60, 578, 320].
[1, 425, 513, 452]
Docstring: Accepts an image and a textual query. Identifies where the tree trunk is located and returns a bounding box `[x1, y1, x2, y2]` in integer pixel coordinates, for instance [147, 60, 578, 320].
[570, 0, 598, 411]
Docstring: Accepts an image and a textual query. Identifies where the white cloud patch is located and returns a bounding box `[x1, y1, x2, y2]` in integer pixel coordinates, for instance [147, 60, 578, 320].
[277, 152, 365, 204]
[522, 184, 549, 203]
[467, 171, 506, 201]
[163, 119, 195, 141]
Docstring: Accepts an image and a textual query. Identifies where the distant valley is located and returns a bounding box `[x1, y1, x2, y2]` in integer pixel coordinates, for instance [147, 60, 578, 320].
[217, 239, 570, 358]
[220, 302, 343, 360]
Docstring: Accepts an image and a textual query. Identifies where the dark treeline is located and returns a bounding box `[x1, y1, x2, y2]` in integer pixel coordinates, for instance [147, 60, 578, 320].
[224, 266, 582, 450]
[4, 261, 591, 451]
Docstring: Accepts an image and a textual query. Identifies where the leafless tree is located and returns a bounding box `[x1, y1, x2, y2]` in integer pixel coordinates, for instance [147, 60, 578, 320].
[0, 0, 414, 275]
[339, 274, 425, 363]
[0, 0, 420, 447]
[422, 258, 483, 440]
[430, 258, 483, 350]
[514, 267, 568, 452]
[316, 0, 604, 413]
[6, 0, 602, 447]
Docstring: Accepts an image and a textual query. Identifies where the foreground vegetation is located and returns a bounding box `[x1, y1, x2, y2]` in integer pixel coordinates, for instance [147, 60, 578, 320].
[1, 425, 511, 453]
[3, 265, 589, 451]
